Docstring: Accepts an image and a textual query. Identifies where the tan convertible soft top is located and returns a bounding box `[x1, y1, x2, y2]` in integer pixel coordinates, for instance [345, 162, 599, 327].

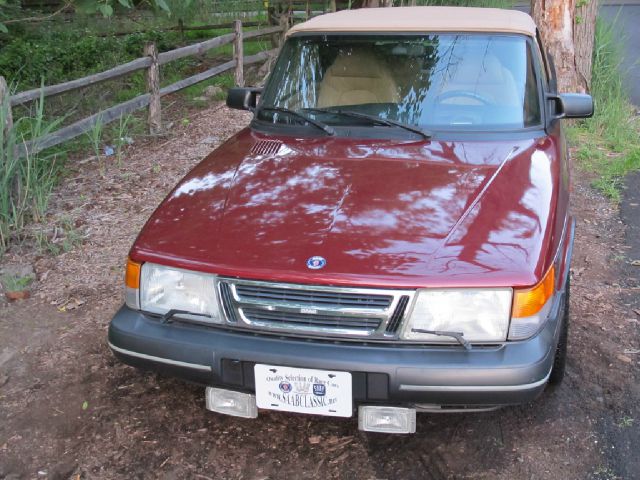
[287, 6, 537, 38]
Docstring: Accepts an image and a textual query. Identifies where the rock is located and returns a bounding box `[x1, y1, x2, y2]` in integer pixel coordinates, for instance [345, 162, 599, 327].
[5, 290, 30, 301]
[204, 85, 223, 99]
[0, 263, 34, 278]
[199, 136, 218, 145]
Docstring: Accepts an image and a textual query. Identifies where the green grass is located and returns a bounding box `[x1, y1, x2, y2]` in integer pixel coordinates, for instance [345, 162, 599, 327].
[571, 18, 640, 201]
[0, 91, 66, 254]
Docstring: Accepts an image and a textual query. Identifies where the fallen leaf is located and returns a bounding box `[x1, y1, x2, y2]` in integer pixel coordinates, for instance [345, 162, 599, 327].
[308, 435, 322, 444]
[572, 267, 586, 277]
[82, 401, 89, 410]
[617, 354, 633, 364]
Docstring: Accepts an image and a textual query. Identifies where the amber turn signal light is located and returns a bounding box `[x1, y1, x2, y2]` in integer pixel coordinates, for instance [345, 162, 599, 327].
[512, 266, 555, 318]
[125, 257, 142, 289]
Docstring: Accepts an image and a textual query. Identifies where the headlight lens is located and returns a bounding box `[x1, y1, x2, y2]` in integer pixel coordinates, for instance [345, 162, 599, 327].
[140, 263, 222, 323]
[401, 288, 512, 343]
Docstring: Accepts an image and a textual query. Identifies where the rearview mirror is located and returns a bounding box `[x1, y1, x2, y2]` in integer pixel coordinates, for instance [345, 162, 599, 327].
[227, 87, 262, 111]
[549, 93, 594, 119]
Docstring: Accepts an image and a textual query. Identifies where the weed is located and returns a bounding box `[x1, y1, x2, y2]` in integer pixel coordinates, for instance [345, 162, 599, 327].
[591, 465, 619, 480]
[115, 114, 133, 167]
[617, 415, 634, 428]
[85, 114, 105, 174]
[35, 217, 84, 256]
[0, 273, 34, 292]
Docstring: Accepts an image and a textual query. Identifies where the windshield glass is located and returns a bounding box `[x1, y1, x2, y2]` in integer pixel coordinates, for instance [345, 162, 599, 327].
[258, 34, 541, 132]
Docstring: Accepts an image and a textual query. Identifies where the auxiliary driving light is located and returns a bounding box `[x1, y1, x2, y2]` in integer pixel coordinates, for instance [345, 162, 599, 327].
[205, 387, 258, 418]
[358, 406, 416, 434]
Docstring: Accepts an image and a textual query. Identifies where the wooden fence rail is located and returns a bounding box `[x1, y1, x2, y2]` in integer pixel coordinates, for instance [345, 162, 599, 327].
[2, 21, 285, 158]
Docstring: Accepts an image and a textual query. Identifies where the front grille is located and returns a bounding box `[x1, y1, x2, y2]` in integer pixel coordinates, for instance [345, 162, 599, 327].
[242, 308, 382, 331]
[218, 278, 414, 339]
[385, 295, 410, 333]
[219, 282, 239, 323]
[235, 284, 393, 309]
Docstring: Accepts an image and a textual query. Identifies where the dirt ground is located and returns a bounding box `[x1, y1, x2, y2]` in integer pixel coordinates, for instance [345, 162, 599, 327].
[1, 103, 639, 480]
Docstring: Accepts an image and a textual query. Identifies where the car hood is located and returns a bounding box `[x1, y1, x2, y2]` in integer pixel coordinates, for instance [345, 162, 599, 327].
[132, 129, 559, 288]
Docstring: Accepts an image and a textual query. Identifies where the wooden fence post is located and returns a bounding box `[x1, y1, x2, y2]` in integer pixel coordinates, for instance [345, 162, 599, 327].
[1, 75, 20, 211]
[0, 76, 13, 135]
[144, 42, 162, 135]
[233, 20, 244, 87]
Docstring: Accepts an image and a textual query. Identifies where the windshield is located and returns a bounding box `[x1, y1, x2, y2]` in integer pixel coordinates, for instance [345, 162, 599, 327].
[258, 34, 542, 133]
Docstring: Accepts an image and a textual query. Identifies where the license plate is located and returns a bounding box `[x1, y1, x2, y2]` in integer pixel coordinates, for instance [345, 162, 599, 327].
[254, 364, 352, 417]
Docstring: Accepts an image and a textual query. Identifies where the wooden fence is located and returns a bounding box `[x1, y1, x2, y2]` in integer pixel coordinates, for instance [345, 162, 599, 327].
[0, 21, 284, 158]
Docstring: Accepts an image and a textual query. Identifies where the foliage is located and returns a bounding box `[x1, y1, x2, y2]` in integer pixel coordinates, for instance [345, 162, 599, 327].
[0, 0, 184, 33]
[571, 17, 640, 201]
[0, 28, 189, 92]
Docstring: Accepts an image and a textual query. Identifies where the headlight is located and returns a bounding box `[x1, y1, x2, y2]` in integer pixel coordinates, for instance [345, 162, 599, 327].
[139, 263, 222, 323]
[401, 288, 512, 343]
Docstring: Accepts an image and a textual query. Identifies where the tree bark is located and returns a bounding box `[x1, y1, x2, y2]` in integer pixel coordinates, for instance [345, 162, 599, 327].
[532, 0, 597, 93]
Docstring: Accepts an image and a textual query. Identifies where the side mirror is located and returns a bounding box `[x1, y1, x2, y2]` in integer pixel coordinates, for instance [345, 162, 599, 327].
[549, 93, 594, 119]
[226, 87, 262, 111]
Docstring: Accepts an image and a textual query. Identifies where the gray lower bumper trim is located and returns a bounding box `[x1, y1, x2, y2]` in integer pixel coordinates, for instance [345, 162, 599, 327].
[399, 368, 552, 392]
[108, 342, 212, 372]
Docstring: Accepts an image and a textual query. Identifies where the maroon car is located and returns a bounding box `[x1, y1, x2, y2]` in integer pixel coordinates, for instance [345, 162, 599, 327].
[109, 7, 593, 433]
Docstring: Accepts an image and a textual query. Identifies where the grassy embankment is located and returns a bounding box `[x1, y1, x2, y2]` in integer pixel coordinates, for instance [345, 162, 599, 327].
[571, 19, 640, 201]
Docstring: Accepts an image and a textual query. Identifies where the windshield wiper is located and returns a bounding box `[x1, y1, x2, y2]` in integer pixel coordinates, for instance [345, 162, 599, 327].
[303, 108, 431, 140]
[411, 328, 472, 351]
[258, 106, 335, 136]
[161, 309, 212, 324]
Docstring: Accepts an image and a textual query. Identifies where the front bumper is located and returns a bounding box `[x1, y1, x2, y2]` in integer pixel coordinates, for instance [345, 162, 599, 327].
[108, 288, 565, 407]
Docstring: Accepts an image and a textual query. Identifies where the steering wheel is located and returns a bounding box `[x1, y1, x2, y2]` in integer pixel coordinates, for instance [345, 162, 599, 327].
[434, 90, 493, 106]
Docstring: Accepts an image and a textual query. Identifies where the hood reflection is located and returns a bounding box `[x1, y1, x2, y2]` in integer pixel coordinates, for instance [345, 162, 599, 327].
[133, 129, 553, 288]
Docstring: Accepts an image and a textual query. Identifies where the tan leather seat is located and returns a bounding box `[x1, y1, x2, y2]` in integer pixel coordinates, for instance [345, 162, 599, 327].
[318, 49, 400, 108]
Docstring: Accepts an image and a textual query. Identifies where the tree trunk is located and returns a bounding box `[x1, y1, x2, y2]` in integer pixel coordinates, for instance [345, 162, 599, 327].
[360, 0, 394, 6]
[532, 0, 597, 93]
[573, 0, 598, 90]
